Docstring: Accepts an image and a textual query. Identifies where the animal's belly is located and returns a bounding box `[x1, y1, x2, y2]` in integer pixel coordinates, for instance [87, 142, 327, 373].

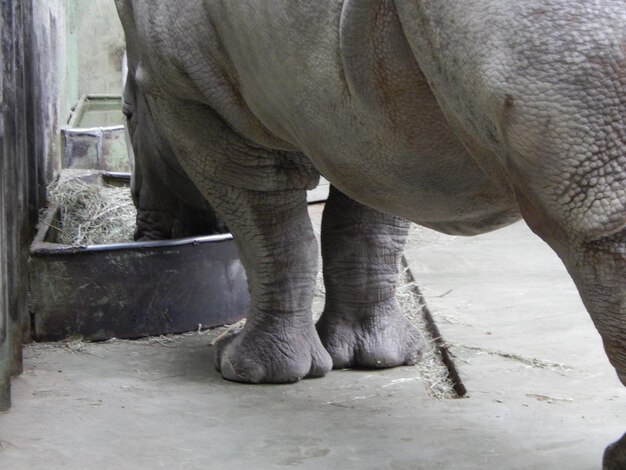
[288, 117, 521, 236]
[228, 56, 520, 234]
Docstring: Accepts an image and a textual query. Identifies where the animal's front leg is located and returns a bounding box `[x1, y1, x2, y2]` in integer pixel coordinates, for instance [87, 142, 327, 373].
[551, 229, 626, 470]
[515, 187, 625, 468]
[316, 186, 425, 368]
[210, 184, 332, 383]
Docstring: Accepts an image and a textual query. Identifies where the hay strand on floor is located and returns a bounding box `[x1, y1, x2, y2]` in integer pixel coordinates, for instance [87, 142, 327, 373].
[397, 265, 458, 399]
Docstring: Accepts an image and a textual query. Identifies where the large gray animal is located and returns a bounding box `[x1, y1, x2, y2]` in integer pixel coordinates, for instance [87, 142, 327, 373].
[115, 0, 625, 465]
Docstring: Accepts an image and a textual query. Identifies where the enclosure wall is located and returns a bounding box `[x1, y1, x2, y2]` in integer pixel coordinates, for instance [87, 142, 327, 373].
[0, 0, 132, 410]
[0, 0, 73, 409]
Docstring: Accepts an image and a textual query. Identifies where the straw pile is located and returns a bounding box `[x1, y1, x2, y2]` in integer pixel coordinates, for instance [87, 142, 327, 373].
[396, 264, 458, 399]
[48, 175, 136, 245]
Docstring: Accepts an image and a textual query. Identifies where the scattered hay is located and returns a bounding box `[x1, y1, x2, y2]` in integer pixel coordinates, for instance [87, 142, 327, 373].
[133, 335, 181, 348]
[210, 319, 246, 346]
[453, 344, 574, 373]
[397, 265, 459, 399]
[47, 173, 136, 245]
[526, 393, 573, 403]
[26, 337, 101, 358]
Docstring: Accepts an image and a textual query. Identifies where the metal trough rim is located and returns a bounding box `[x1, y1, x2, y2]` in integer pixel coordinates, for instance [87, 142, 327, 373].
[65, 94, 123, 129]
[31, 232, 235, 256]
[31, 170, 235, 256]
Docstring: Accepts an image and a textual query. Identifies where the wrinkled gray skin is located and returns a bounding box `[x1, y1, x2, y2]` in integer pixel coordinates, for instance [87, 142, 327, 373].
[116, 0, 625, 464]
[124, 69, 228, 240]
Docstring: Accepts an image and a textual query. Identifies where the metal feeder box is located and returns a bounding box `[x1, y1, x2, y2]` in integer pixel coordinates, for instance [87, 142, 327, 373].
[62, 94, 131, 172]
[29, 172, 249, 341]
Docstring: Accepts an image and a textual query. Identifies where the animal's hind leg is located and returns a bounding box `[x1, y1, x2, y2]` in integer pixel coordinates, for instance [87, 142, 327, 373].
[316, 186, 425, 368]
[151, 98, 333, 384]
[209, 183, 333, 383]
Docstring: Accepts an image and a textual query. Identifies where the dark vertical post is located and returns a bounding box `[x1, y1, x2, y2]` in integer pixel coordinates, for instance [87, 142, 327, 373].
[0, 0, 14, 411]
[0, 150, 9, 411]
[12, 0, 31, 349]
[1, 0, 32, 410]
[0, 172, 9, 411]
[22, 0, 42, 235]
[3, 0, 23, 377]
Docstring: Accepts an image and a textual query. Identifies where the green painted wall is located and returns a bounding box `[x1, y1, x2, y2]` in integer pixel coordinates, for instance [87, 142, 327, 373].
[31, 0, 73, 180]
[30, 0, 127, 181]
[75, 1, 126, 97]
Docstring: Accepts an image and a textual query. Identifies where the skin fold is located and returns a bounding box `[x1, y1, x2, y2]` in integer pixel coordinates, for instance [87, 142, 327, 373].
[115, 1, 625, 465]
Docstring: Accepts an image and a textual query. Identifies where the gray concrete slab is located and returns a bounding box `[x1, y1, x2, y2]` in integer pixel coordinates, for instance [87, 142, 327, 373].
[405, 220, 625, 468]
[2, 332, 621, 470]
[2, 335, 440, 470]
[1, 214, 624, 469]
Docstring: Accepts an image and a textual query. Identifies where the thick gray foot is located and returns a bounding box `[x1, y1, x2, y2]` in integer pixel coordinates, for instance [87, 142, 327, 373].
[604, 433, 626, 470]
[316, 299, 425, 369]
[214, 321, 332, 383]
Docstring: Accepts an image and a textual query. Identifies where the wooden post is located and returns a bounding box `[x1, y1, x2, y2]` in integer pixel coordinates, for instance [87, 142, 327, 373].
[0, 0, 14, 410]
[0, 159, 10, 411]
[0, 145, 10, 410]
[1, 0, 32, 410]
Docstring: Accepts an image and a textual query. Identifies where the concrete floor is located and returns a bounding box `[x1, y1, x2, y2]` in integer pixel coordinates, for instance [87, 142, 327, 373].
[1, 217, 624, 469]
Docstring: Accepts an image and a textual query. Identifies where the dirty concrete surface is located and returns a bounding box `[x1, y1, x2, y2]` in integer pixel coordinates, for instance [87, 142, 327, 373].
[1, 210, 624, 469]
